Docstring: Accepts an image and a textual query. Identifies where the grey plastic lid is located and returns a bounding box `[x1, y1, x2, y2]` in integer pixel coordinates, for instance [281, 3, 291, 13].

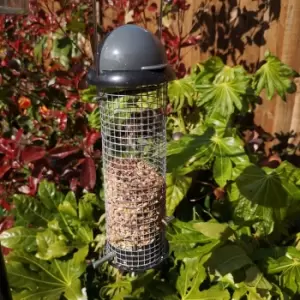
[87, 24, 175, 90]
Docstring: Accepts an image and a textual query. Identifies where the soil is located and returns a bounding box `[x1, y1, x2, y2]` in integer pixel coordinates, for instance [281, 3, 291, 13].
[105, 158, 165, 250]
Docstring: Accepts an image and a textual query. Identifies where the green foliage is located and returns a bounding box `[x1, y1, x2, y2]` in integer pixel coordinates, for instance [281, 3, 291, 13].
[6, 249, 87, 300]
[0, 181, 98, 299]
[253, 51, 298, 100]
[1, 52, 300, 300]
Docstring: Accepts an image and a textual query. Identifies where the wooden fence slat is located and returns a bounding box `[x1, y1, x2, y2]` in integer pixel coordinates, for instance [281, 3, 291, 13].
[98, 0, 300, 135]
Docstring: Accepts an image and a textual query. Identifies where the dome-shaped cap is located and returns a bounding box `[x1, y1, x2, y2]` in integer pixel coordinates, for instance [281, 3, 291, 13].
[87, 25, 175, 89]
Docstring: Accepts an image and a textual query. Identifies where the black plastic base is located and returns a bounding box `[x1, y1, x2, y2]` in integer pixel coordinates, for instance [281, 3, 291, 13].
[106, 239, 169, 273]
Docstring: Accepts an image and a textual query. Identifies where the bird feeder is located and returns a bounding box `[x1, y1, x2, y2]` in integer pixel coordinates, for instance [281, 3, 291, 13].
[87, 24, 175, 272]
[0, 0, 28, 14]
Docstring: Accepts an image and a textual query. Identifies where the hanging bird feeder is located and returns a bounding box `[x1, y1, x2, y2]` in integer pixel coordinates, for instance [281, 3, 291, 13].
[0, 0, 28, 14]
[87, 24, 175, 272]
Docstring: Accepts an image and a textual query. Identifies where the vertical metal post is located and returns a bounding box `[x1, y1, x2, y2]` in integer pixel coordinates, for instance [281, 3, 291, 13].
[159, 0, 163, 40]
[92, 0, 99, 75]
[0, 246, 12, 300]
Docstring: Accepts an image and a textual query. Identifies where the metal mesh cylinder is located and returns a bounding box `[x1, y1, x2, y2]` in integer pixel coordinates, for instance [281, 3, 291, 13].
[100, 84, 168, 272]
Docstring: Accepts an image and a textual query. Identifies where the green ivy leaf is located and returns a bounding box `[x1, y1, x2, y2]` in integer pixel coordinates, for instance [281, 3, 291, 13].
[192, 222, 234, 241]
[266, 247, 300, 294]
[232, 287, 248, 300]
[36, 229, 70, 260]
[174, 241, 220, 261]
[228, 164, 300, 234]
[254, 52, 298, 100]
[195, 56, 225, 84]
[192, 287, 230, 300]
[0, 227, 38, 252]
[166, 173, 192, 216]
[38, 180, 64, 211]
[167, 128, 214, 172]
[213, 156, 232, 187]
[13, 195, 53, 227]
[176, 258, 207, 300]
[244, 265, 272, 290]
[206, 245, 253, 276]
[7, 251, 86, 300]
[58, 200, 77, 217]
[196, 66, 250, 116]
[212, 135, 248, 166]
[75, 225, 93, 244]
[78, 199, 93, 221]
[168, 76, 195, 110]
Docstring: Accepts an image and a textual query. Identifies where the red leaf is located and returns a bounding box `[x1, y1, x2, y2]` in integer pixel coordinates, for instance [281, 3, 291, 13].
[0, 216, 14, 233]
[85, 131, 101, 148]
[18, 177, 39, 196]
[80, 157, 96, 190]
[15, 129, 23, 143]
[0, 164, 11, 179]
[49, 145, 80, 159]
[59, 113, 68, 131]
[56, 77, 72, 86]
[148, 3, 157, 11]
[21, 146, 46, 163]
[0, 199, 11, 211]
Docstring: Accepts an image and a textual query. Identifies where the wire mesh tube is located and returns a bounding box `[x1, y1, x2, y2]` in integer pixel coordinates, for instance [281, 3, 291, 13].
[100, 84, 168, 271]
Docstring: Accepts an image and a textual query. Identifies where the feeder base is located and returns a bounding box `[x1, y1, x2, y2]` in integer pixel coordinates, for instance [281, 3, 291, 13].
[106, 238, 168, 272]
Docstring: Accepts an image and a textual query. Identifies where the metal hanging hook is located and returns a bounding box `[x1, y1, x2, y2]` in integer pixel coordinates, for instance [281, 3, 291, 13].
[159, 0, 164, 40]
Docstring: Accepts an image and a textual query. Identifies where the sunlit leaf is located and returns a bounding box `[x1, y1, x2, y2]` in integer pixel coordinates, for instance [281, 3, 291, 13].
[7, 251, 86, 300]
[176, 257, 207, 300]
[168, 76, 195, 110]
[196, 66, 251, 116]
[266, 247, 300, 294]
[36, 229, 70, 260]
[0, 227, 38, 252]
[254, 51, 298, 100]
[213, 156, 232, 187]
[166, 173, 192, 216]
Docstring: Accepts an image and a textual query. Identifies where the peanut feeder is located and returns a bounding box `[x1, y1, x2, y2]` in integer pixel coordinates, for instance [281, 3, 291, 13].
[87, 24, 175, 272]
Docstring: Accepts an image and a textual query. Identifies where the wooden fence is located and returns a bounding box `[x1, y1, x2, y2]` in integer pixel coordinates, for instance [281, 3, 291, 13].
[99, 0, 300, 135]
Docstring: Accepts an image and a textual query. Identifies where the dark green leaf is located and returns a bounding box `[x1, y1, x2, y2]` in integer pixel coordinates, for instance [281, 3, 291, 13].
[244, 265, 272, 290]
[266, 247, 300, 294]
[195, 57, 225, 84]
[174, 241, 220, 260]
[229, 164, 300, 234]
[167, 128, 215, 172]
[206, 245, 253, 276]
